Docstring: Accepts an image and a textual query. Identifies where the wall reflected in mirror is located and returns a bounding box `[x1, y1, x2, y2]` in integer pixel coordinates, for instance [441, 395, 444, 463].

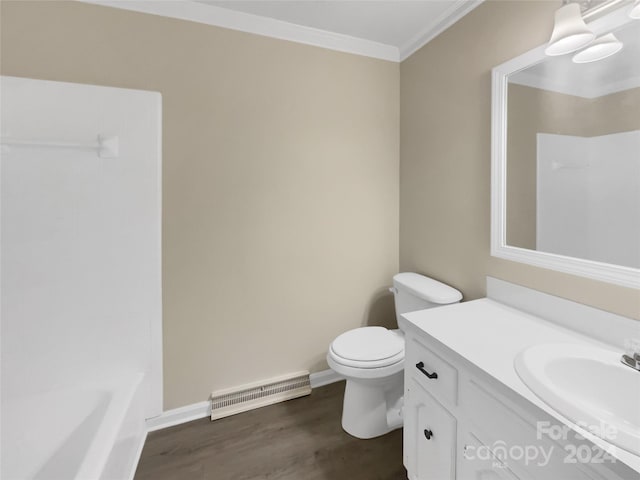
[505, 19, 640, 269]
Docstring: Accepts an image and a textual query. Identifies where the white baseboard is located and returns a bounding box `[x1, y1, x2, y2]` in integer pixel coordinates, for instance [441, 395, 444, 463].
[146, 400, 210, 432]
[310, 369, 343, 388]
[147, 369, 343, 432]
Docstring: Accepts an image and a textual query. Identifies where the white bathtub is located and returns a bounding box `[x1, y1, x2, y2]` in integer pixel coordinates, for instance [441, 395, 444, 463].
[1, 373, 147, 480]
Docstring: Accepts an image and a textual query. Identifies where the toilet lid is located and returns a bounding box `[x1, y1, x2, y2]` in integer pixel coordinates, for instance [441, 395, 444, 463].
[331, 327, 404, 362]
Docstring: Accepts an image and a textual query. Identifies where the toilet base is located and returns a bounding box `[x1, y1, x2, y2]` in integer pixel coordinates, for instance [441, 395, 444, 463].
[340, 372, 404, 439]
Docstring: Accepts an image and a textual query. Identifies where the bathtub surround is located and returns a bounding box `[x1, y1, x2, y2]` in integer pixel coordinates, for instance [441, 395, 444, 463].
[400, 0, 640, 319]
[535, 131, 640, 268]
[1, 76, 161, 479]
[0, 0, 399, 410]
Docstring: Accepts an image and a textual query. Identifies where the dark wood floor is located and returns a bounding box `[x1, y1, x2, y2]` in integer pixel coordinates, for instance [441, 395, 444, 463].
[135, 381, 406, 480]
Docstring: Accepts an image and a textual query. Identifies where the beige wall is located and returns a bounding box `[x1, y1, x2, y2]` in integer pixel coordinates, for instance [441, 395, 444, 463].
[506, 85, 640, 249]
[3, 0, 639, 412]
[400, 0, 640, 319]
[0, 0, 400, 409]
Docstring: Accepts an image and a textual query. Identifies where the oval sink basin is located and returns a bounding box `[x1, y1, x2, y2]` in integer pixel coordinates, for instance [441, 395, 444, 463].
[515, 343, 640, 455]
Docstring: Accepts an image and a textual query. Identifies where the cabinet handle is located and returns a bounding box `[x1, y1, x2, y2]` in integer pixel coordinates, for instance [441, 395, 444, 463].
[424, 429, 433, 440]
[416, 361, 438, 379]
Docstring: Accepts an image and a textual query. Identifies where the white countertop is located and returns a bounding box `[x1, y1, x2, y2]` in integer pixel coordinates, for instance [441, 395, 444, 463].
[402, 298, 640, 473]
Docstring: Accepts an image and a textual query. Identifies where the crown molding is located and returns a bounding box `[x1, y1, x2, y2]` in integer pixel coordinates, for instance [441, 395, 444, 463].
[78, 0, 399, 62]
[399, 0, 484, 61]
[79, 0, 483, 63]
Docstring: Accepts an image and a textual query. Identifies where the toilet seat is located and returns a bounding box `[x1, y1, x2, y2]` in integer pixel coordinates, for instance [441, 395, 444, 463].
[329, 327, 405, 369]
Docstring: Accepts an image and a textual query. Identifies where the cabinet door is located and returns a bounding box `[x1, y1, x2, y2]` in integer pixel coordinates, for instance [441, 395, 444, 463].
[404, 377, 456, 480]
[458, 432, 523, 480]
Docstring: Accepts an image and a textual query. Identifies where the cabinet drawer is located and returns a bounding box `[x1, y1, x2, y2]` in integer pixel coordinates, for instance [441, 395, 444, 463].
[406, 335, 458, 406]
[404, 377, 456, 480]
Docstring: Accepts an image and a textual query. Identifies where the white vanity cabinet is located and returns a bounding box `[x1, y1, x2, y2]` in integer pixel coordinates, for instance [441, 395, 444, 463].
[403, 329, 637, 480]
[404, 377, 456, 479]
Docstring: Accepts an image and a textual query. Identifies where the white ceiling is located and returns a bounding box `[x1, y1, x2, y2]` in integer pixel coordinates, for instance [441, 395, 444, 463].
[82, 0, 483, 61]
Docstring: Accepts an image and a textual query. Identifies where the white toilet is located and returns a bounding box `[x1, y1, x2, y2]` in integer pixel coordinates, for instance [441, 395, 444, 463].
[327, 272, 462, 439]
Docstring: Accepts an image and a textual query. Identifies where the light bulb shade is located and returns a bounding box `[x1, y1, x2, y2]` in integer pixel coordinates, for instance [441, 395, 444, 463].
[630, 0, 640, 19]
[572, 33, 623, 63]
[545, 3, 595, 56]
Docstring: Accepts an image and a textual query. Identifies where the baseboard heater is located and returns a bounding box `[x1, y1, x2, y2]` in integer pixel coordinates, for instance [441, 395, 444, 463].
[210, 371, 311, 421]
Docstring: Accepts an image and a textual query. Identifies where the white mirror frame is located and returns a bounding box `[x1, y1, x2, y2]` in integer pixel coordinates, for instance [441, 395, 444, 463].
[490, 8, 640, 289]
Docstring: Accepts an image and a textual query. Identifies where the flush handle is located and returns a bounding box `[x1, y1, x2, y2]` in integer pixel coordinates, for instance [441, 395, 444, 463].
[416, 361, 438, 379]
[424, 429, 433, 440]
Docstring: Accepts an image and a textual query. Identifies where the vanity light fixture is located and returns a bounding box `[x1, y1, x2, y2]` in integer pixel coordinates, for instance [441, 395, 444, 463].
[630, 0, 640, 18]
[572, 33, 623, 62]
[545, 3, 595, 55]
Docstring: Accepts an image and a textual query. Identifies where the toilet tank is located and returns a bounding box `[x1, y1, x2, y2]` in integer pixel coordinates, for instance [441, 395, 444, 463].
[392, 273, 462, 328]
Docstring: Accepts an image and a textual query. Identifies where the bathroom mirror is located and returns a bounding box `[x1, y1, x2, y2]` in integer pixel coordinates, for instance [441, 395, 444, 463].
[491, 7, 640, 288]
